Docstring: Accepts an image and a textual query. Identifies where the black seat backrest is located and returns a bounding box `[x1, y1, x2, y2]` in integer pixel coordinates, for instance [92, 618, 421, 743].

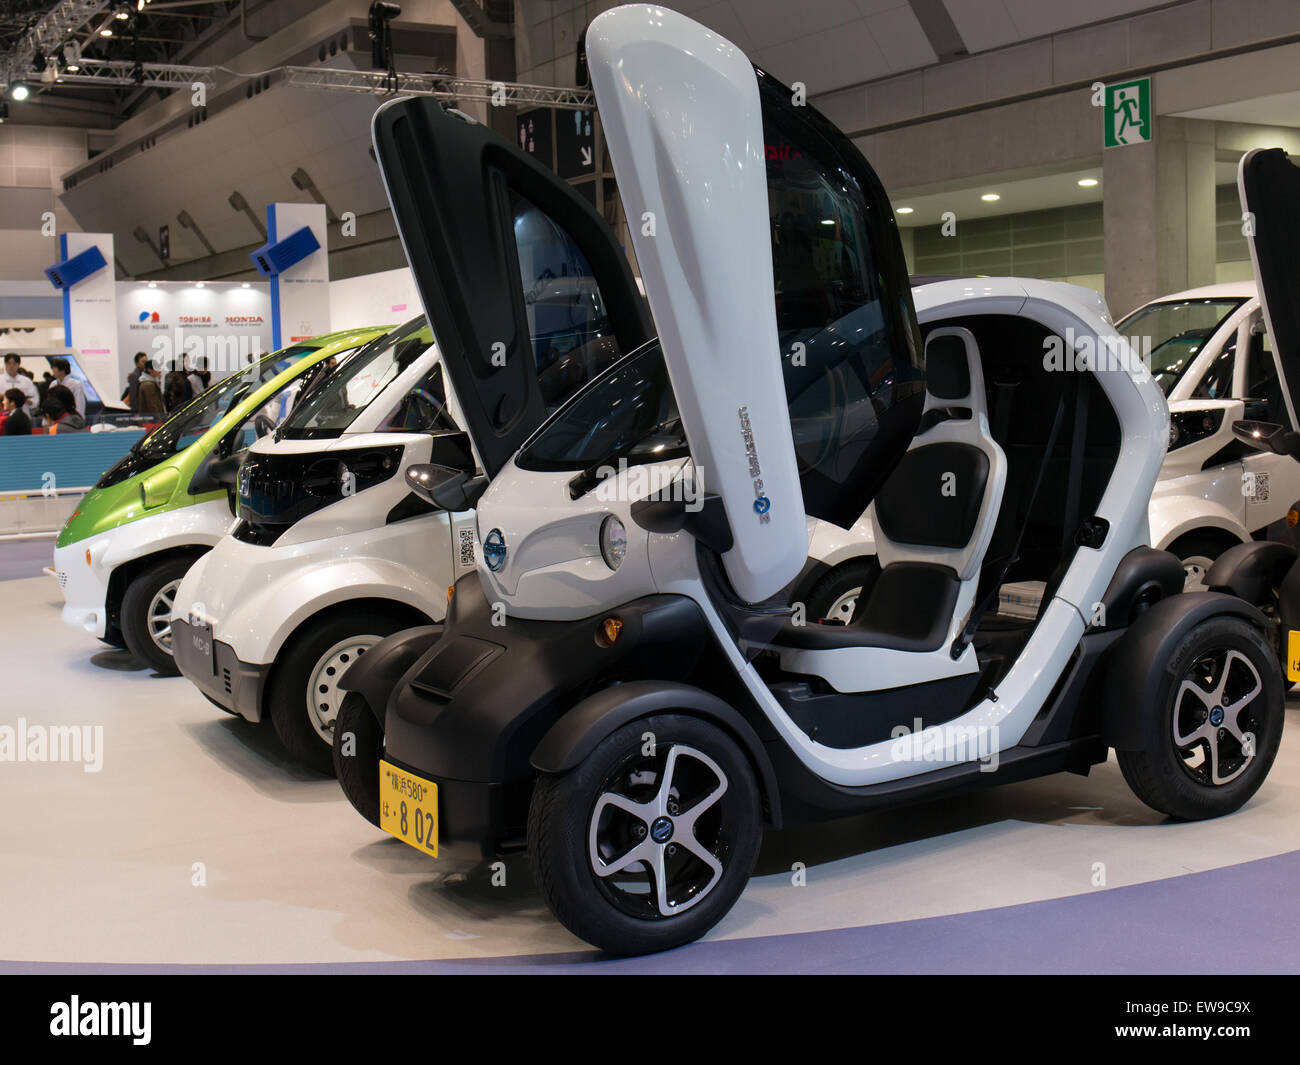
[873, 442, 990, 549]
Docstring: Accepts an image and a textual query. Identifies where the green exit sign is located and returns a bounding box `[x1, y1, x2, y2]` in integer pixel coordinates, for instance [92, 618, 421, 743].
[1104, 78, 1152, 148]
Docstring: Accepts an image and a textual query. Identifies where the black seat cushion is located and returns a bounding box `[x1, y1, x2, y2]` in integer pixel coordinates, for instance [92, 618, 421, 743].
[778, 562, 959, 653]
[874, 441, 989, 550]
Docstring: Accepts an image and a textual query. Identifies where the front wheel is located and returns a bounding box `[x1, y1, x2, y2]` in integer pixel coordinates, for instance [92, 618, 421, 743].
[802, 558, 876, 624]
[528, 714, 763, 956]
[268, 611, 406, 775]
[120, 556, 194, 676]
[333, 691, 383, 827]
[1118, 616, 1284, 819]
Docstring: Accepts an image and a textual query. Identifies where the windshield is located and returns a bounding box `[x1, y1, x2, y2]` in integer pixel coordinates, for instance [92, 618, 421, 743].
[517, 341, 686, 472]
[136, 346, 314, 459]
[1116, 298, 1246, 395]
[277, 318, 441, 439]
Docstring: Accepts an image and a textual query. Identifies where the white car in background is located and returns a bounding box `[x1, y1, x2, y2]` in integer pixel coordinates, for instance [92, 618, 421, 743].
[797, 279, 1288, 622]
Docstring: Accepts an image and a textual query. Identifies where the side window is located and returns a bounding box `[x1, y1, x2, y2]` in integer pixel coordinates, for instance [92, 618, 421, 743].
[510, 192, 622, 409]
[1194, 340, 1235, 399]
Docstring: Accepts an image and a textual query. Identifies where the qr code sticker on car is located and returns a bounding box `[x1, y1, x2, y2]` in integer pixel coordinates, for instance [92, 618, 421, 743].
[458, 526, 476, 567]
[1251, 471, 1270, 503]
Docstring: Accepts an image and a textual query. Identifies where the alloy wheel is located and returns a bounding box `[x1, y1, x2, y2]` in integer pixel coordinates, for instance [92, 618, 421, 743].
[1173, 648, 1263, 785]
[587, 743, 733, 919]
[146, 579, 181, 654]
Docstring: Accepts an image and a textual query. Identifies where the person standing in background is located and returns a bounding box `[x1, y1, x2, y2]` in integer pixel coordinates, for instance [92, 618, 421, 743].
[137, 362, 164, 416]
[49, 357, 86, 417]
[2, 388, 32, 435]
[0, 354, 39, 415]
[123, 352, 149, 411]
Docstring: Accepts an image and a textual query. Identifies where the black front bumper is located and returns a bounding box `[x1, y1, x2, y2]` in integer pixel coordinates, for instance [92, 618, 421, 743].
[172, 618, 270, 724]
[376, 573, 710, 857]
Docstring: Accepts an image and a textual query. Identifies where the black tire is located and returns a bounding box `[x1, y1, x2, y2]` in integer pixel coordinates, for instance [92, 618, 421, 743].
[802, 558, 876, 624]
[333, 691, 383, 827]
[119, 556, 194, 676]
[528, 713, 763, 956]
[1118, 616, 1284, 820]
[267, 610, 405, 775]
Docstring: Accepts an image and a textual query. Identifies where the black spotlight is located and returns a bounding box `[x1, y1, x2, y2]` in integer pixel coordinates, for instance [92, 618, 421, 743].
[369, 2, 401, 72]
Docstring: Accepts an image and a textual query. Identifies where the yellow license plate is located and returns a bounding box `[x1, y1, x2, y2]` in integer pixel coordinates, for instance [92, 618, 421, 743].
[1288, 631, 1300, 682]
[379, 759, 438, 857]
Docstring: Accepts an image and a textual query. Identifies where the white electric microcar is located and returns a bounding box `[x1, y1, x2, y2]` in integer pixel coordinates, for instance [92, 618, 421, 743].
[329, 5, 1283, 956]
[171, 212, 642, 772]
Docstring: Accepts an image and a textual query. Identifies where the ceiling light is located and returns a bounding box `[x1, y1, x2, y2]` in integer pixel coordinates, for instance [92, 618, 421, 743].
[896, 206, 914, 215]
[241, 282, 250, 289]
[1078, 177, 1099, 187]
[10, 83, 29, 101]
[100, 28, 113, 37]
[820, 219, 835, 225]
[194, 281, 205, 288]
[116, 9, 130, 18]
[980, 193, 1000, 202]
[147, 281, 157, 288]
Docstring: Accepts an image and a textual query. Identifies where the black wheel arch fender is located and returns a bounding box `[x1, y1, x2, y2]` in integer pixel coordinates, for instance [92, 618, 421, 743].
[338, 624, 442, 725]
[1204, 540, 1296, 606]
[1098, 591, 1273, 751]
[530, 680, 784, 829]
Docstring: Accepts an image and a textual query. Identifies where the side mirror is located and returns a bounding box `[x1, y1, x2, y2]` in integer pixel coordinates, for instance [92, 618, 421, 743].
[405, 463, 488, 511]
[189, 450, 243, 496]
[1231, 419, 1300, 456]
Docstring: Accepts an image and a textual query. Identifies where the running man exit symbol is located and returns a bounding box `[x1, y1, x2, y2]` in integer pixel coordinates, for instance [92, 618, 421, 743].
[1104, 78, 1151, 148]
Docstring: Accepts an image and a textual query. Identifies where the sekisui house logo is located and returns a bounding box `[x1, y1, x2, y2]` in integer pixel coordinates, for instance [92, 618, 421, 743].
[137, 310, 160, 323]
[50, 996, 151, 1046]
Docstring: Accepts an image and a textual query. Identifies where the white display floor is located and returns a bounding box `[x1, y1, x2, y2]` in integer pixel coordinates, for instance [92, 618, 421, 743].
[3, 570, 1298, 968]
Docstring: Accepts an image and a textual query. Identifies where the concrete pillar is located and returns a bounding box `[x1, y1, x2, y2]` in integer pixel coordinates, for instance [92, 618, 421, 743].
[1104, 116, 1217, 318]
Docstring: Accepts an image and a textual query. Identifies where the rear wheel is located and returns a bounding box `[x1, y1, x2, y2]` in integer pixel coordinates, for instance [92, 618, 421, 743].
[120, 556, 194, 676]
[333, 691, 383, 827]
[1118, 616, 1284, 819]
[268, 611, 406, 775]
[528, 714, 763, 956]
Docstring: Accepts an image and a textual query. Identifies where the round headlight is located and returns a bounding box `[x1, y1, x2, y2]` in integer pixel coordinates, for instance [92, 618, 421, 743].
[600, 515, 627, 571]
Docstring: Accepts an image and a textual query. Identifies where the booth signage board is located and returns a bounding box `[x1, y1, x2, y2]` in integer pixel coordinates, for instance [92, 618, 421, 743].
[59, 232, 120, 411]
[516, 108, 554, 168]
[117, 282, 273, 385]
[1104, 78, 1152, 148]
[329, 267, 417, 332]
[266, 202, 331, 349]
[556, 108, 596, 179]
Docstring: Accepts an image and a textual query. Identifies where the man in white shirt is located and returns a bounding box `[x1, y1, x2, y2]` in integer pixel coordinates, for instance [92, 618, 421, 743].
[49, 357, 86, 417]
[0, 354, 39, 415]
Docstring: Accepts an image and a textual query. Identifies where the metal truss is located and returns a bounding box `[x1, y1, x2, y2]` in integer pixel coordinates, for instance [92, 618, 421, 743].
[2, 0, 110, 85]
[281, 66, 595, 111]
[48, 57, 217, 90]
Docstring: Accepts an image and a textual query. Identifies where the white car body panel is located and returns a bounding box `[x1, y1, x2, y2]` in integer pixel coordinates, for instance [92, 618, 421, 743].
[171, 341, 470, 697]
[53, 499, 233, 638]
